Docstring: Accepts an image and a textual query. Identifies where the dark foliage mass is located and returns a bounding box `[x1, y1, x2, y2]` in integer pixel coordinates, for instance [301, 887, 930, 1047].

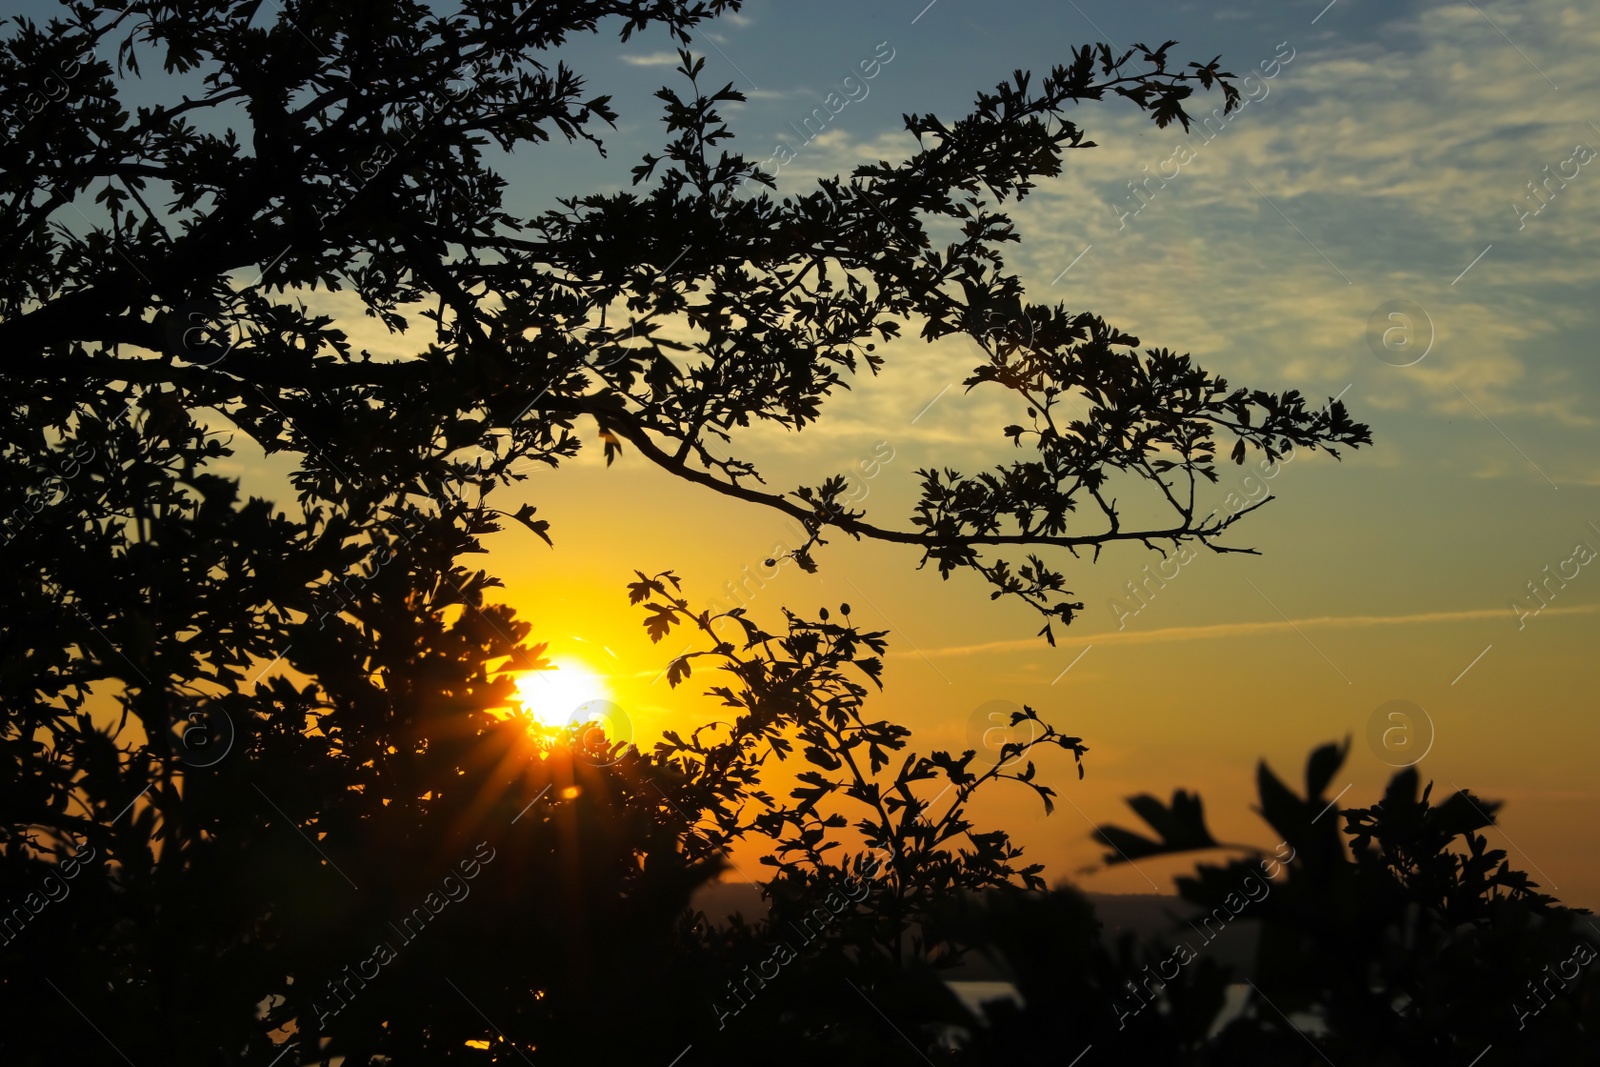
[3, 2, 1586, 1065]
[948, 743, 1600, 1066]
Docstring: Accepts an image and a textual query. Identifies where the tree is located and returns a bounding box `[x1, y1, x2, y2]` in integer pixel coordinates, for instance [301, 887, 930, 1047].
[0, 2, 1370, 1064]
[941, 744, 1600, 1065]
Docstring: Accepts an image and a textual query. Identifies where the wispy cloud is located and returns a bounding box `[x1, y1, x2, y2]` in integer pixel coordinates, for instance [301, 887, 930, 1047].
[889, 603, 1600, 658]
[762, 3, 1600, 487]
[621, 52, 682, 67]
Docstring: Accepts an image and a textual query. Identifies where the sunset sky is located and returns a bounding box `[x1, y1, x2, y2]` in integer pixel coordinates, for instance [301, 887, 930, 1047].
[219, 0, 1600, 906]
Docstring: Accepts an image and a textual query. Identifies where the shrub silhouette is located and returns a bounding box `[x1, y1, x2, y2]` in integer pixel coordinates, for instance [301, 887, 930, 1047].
[934, 743, 1600, 1065]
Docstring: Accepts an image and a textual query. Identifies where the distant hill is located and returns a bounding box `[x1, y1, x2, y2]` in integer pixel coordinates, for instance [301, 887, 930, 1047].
[689, 884, 1259, 978]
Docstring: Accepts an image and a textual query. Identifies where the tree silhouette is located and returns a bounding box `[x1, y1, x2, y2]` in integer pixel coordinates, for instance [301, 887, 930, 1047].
[0, 2, 1412, 1065]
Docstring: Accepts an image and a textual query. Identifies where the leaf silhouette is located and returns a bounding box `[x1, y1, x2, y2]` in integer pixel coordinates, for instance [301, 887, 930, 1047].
[1095, 789, 1217, 863]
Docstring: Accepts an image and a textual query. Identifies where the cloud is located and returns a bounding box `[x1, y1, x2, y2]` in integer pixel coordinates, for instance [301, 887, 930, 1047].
[205, 4, 1600, 501]
[890, 602, 1600, 658]
[1019, 6, 1600, 414]
[620, 52, 682, 67]
[753, 2, 1600, 485]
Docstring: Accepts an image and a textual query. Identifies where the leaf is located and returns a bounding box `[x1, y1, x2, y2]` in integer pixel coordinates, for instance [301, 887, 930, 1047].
[665, 655, 691, 688]
[1127, 790, 1218, 854]
[1094, 788, 1220, 863]
[803, 745, 842, 771]
[626, 574, 659, 605]
[510, 503, 553, 545]
[1255, 760, 1306, 839]
[642, 604, 677, 643]
[1305, 738, 1348, 801]
[1432, 789, 1498, 839]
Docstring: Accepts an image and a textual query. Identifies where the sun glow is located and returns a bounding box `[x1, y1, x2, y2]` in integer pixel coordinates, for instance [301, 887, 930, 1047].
[514, 658, 611, 729]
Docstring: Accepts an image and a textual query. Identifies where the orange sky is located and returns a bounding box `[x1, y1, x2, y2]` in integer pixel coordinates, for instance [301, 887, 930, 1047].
[483, 430, 1600, 908]
[167, 0, 1600, 908]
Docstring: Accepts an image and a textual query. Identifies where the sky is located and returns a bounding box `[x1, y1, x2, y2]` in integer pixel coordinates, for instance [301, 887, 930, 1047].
[451, 0, 1600, 906]
[37, 0, 1599, 905]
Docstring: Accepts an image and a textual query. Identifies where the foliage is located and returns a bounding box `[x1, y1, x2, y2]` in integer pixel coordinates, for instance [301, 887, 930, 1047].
[0, 1, 1387, 1064]
[632, 570, 1084, 925]
[935, 743, 1600, 1066]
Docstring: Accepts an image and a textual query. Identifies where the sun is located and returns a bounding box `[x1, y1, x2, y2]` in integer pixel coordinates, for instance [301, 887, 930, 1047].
[514, 657, 611, 729]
